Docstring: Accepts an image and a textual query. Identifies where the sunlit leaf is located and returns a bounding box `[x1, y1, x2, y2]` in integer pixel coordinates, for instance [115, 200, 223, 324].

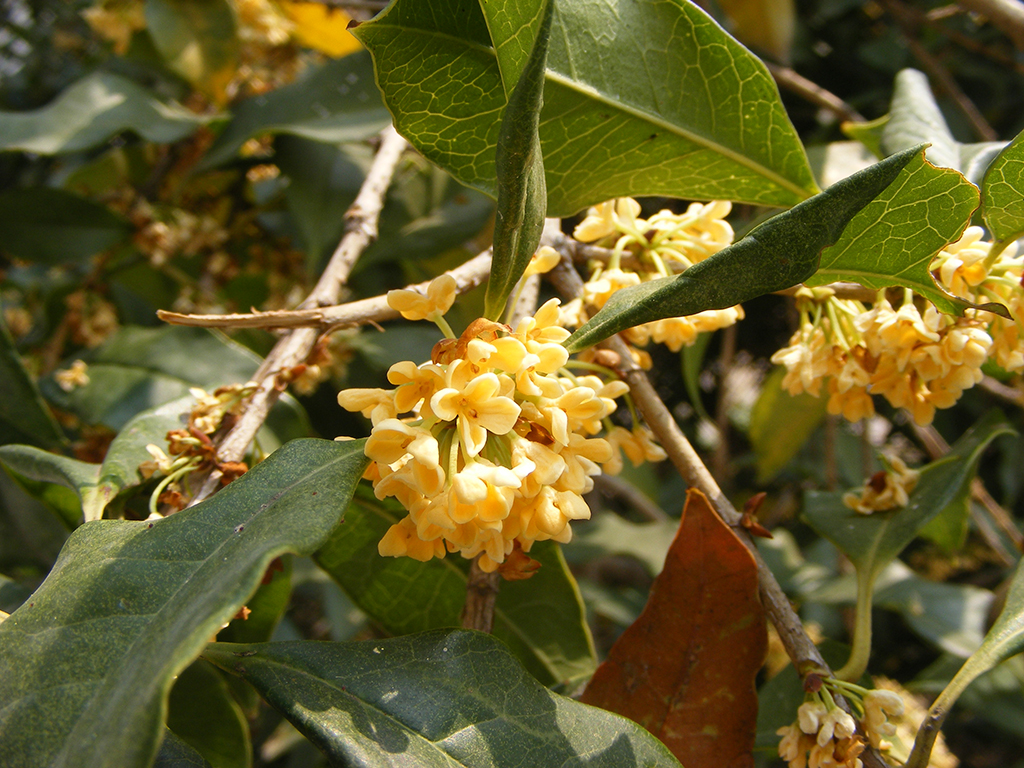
[748, 366, 828, 483]
[564, 145, 920, 353]
[204, 629, 682, 767]
[581, 489, 766, 768]
[805, 150, 998, 317]
[0, 72, 211, 155]
[198, 52, 389, 171]
[315, 486, 596, 687]
[0, 188, 130, 266]
[981, 127, 1024, 253]
[0, 438, 368, 768]
[483, 0, 551, 320]
[353, 0, 817, 215]
[279, 1, 361, 58]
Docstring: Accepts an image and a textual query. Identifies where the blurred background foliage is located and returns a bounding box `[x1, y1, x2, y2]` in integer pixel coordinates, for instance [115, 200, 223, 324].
[3, 1, 1024, 767]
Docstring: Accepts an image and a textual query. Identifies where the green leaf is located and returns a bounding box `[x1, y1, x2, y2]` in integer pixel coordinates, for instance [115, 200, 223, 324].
[981, 127, 1024, 253]
[0, 72, 211, 155]
[315, 486, 596, 686]
[155, 730, 214, 768]
[0, 446, 103, 526]
[483, 0, 551, 320]
[564, 145, 921, 353]
[145, 0, 239, 100]
[917, 484, 973, 553]
[479, 0, 548, 93]
[907, 557, 1024, 768]
[805, 149, 999, 317]
[565, 514, 676, 577]
[748, 366, 828, 483]
[353, 0, 817, 215]
[204, 629, 682, 767]
[167, 660, 251, 768]
[0, 438, 369, 768]
[217, 556, 292, 645]
[0, 311, 65, 451]
[198, 52, 389, 171]
[803, 411, 1012, 584]
[0, 188, 130, 267]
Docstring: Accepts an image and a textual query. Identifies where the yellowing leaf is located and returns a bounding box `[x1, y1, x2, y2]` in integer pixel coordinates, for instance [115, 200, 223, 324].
[280, 1, 361, 58]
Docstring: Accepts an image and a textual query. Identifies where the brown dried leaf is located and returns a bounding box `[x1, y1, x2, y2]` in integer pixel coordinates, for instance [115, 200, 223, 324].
[580, 488, 767, 768]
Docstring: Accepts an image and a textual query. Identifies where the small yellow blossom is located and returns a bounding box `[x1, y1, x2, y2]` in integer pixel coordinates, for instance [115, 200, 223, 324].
[55, 360, 91, 392]
[387, 274, 458, 321]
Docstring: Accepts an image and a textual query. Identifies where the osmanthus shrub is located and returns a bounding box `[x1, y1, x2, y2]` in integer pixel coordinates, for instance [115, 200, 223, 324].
[1, 1, 1024, 768]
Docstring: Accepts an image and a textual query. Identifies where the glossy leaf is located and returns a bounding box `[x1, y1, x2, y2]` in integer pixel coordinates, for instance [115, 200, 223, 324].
[581, 489, 766, 768]
[145, 0, 239, 102]
[805, 150, 996, 317]
[353, 0, 817, 215]
[166, 660, 251, 768]
[479, 0, 548, 92]
[0, 395, 191, 523]
[803, 411, 1012, 584]
[981, 127, 1024, 252]
[0, 438, 369, 768]
[907, 557, 1024, 768]
[0, 72, 210, 155]
[748, 366, 828, 483]
[204, 629, 682, 767]
[483, 0, 551, 320]
[314, 486, 596, 686]
[198, 52, 389, 171]
[0, 188, 130, 266]
[564, 145, 920, 353]
[0, 314, 65, 451]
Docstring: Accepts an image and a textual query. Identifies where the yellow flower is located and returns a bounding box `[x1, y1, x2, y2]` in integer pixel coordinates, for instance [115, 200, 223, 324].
[573, 198, 643, 242]
[387, 274, 458, 321]
[524, 245, 561, 277]
[431, 368, 521, 457]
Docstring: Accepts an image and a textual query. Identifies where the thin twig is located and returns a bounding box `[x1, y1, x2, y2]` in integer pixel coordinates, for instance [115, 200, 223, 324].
[884, 0, 999, 141]
[184, 125, 408, 505]
[591, 473, 670, 522]
[765, 62, 866, 124]
[979, 374, 1024, 406]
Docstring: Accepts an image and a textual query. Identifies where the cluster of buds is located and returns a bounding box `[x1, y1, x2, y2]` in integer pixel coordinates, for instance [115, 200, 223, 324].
[772, 228, 1024, 426]
[140, 382, 255, 514]
[777, 678, 904, 768]
[842, 456, 920, 515]
[338, 269, 664, 573]
[559, 197, 743, 364]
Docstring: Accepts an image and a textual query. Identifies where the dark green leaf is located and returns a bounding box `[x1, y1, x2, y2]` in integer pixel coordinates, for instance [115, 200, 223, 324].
[748, 366, 828, 483]
[144, 0, 239, 99]
[0, 188, 130, 266]
[204, 629, 682, 767]
[483, 0, 551, 320]
[0, 445, 102, 525]
[315, 487, 596, 686]
[0, 312, 65, 450]
[981, 127, 1024, 252]
[217, 556, 292, 645]
[198, 52, 389, 171]
[353, 0, 817, 215]
[155, 730, 214, 768]
[0, 72, 211, 155]
[803, 411, 1012, 583]
[564, 513, 675, 577]
[0, 470, 69, 578]
[564, 146, 921, 353]
[167, 660, 251, 768]
[805, 150, 999, 317]
[0, 438, 368, 768]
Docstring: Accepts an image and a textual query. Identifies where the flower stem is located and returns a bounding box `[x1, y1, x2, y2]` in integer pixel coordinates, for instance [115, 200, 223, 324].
[835, 570, 876, 681]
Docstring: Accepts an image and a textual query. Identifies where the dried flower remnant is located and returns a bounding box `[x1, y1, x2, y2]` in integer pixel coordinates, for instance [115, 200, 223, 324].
[842, 456, 920, 515]
[54, 360, 91, 392]
[566, 197, 743, 362]
[337, 272, 664, 573]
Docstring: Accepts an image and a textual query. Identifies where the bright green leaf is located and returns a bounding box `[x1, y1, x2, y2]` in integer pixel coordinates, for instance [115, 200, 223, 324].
[145, 0, 239, 101]
[204, 629, 682, 767]
[0, 188, 130, 267]
[749, 366, 828, 483]
[803, 411, 1012, 584]
[315, 486, 596, 686]
[479, 0, 548, 93]
[981, 128, 1024, 255]
[198, 52, 389, 171]
[166, 660, 251, 768]
[0, 438, 368, 768]
[0, 312, 65, 451]
[483, 0, 551, 320]
[0, 72, 211, 155]
[564, 145, 921, 353]
[805, 150, 998, 317]
[0, 446, 104, 526]
[353, 0, 817, 215]
[917, 485, 973, 553]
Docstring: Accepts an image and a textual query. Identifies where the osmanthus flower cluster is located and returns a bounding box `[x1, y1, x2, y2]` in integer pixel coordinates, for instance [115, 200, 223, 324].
[842, 456, 919, 515]
[338, 269, 665, 573]
[776, 678, 905, 768]
[559, 197, 743, 365]
[771, 227, 1024, 426]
